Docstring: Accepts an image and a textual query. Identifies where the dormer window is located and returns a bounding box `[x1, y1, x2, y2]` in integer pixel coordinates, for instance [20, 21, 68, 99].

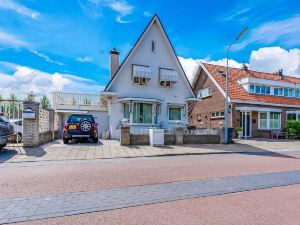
[159, 68, 178, 88]
[132, 64, 151, 85]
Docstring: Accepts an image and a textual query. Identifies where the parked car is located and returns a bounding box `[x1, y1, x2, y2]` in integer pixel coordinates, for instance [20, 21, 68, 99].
[63, 114, 98, 144]
[9, 119, 22, 142]
[0, 115, 16, 150]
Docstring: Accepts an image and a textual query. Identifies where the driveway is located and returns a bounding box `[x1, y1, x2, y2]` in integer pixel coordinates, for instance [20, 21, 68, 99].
[0, 138, 299, 163]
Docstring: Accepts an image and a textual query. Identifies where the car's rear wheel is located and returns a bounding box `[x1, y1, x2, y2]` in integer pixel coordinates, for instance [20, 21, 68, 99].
[63, 138, 69, 144]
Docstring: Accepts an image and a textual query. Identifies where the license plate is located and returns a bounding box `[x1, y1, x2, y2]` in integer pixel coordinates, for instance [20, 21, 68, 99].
[7, 136, 15, 141]
[69, 125, 77, 130]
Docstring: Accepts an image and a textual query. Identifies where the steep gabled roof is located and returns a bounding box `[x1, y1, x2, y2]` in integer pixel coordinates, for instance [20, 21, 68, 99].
[194, 62, 300, 107]
[104, 14, 195, 97]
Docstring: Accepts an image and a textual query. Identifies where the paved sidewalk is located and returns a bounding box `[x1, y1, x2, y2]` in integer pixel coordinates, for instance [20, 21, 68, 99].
[1, 139, 299, 163]
[0, 170, 299, 224]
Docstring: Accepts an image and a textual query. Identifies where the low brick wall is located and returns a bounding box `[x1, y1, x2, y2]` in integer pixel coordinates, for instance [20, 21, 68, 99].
[130, 134, 149, 145]
[164, 134, 175, 145]
[183, 134, 220, 144]
[39, 131, 53, 145]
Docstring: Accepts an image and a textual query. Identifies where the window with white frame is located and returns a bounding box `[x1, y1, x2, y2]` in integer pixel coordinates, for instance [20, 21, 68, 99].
[249, 84, 270, 95]
[197, 87, 212, 98]
[123, 103, 130, 121]
[284, 88, 293, 97]
[168, 107, 182, 121]
[259, 112, 281, 129]
[274, 87, 283, 96]
[133, 102, 153, 124]
[211, 111, 225, 119]
[287, 113, 297, 121]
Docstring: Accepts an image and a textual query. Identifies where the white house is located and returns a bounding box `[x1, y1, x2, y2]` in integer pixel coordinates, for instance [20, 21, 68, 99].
[101, 15, 196, 139]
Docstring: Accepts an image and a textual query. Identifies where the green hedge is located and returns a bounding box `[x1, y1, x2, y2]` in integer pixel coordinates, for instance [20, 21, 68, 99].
[285, 120, 300, 138]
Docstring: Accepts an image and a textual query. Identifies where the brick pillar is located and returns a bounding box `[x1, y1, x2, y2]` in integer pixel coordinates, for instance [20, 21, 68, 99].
[174, 128, 184, 145]
[23, 102, 40, 148]
[48, 109, 55, 141]
[120, 126, 130, 145]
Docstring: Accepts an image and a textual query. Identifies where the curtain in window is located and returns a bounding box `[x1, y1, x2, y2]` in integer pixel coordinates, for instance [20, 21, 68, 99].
[287, 113, 297, 121]
[133, 103, 152, 124]
[270, 112, 281, 129]
[169, 107, 181, 121]
[259, 112, 267, 129]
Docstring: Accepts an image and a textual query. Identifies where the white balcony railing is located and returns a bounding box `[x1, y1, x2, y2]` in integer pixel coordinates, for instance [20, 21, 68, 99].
[52, 92, 105, 111]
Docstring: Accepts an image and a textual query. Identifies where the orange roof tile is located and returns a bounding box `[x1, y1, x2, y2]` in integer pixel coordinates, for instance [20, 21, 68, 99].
[202, 63, 300, 106]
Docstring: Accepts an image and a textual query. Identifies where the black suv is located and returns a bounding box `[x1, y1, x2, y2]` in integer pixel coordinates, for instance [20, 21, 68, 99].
[63, 114, 98, 144]
[0, 114, 16, 150]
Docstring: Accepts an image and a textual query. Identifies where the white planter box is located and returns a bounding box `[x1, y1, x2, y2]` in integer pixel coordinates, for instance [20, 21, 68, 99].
[149, 128, 164, 146]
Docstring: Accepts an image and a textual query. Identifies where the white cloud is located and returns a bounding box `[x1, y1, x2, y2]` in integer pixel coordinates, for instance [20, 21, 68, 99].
[0, 0, 40, 19]
[0, 31, 29, 47]
[233, 14, 300, 50]
[75, 56, 93, 62]
[30, 50, 65, 66]
[0, 62, 104, 100]
[249, 47, 300, 76]
[179, 46, 300, 84]
[116, 15, 130, 24]
[108, 1, 133, 16]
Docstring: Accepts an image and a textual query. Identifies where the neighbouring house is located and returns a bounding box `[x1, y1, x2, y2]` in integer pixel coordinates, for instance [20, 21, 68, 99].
[190, 61, 300, 138]
[101, 15, 197, 140]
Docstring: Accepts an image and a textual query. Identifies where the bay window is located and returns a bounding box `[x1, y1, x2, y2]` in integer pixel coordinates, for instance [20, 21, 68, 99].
[133, 103, 153, 124]
[259, 112, 281, 129]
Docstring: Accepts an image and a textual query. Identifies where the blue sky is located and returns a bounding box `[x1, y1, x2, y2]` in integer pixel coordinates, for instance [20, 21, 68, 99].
[0, 0, 300, 98]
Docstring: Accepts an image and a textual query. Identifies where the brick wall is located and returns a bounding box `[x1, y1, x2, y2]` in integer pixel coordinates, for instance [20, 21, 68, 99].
[189, 69, 232, 128]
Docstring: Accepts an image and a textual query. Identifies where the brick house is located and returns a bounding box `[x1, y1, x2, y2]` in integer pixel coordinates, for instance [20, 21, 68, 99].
[189, 62, 300, 138]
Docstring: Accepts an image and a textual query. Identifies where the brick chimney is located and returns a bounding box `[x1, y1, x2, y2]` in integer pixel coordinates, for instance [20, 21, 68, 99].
[109, 47, 120, 79]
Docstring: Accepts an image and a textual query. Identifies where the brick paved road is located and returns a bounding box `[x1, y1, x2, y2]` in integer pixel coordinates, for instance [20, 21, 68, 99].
[0, 170, 299, 224]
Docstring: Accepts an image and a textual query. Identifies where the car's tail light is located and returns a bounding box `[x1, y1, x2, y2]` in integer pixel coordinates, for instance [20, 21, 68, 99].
[64, 124, 68, 133]
[93, 124, 97, 134]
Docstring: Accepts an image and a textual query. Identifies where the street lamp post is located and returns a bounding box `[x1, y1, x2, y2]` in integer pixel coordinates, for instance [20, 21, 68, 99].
[224, 27, 248, 144]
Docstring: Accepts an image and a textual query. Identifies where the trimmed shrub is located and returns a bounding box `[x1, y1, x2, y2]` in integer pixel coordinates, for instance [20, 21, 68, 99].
[285, 120, 300, 138]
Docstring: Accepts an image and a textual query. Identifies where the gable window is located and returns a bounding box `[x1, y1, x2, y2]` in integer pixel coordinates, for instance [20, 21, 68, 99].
[197, 87, 212, 98]
[132, 65, 151, 85]
[168, 107, 182, 121]
[151, 41, 155, 52]
[259, 112, 281, 129]
[133, 103, 153, 124]
[159, 68, 178, 88]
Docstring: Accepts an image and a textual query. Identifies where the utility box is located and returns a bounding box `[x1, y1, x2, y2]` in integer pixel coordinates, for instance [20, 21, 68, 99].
[149, 128, 164, 146]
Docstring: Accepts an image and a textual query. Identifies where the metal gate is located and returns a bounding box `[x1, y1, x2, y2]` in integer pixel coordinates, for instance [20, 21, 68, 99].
[0, 100, 23, 149]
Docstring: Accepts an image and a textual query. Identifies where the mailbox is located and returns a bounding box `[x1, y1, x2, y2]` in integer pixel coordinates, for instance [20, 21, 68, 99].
[23, 108, 36, 119]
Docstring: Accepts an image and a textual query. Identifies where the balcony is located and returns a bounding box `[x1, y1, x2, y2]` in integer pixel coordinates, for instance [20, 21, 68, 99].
[52, 92, 106, 112]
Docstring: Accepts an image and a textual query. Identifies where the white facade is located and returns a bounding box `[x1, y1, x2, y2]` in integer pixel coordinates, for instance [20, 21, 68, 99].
[102, 15, 196, 139]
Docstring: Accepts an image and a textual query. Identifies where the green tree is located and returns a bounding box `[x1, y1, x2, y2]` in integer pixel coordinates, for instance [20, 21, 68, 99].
[40, 95, 50, 110]
[25, 91, 35, 103]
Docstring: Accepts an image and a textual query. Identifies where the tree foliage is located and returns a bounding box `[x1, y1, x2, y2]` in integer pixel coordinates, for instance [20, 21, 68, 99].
[40, 95, 50, 110]
[285, 120, 300, 138]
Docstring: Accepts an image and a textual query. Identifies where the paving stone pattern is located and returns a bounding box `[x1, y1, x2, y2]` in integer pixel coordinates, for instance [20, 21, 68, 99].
[0, 170, 300, 224]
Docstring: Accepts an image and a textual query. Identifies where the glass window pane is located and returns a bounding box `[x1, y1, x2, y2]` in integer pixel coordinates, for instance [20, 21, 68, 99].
[250, 85, 255, 93]
[266, 86, 270, 94]
[255, 86, 261, 94]
[124, 103, 130, 120]
[169, 107, 181, 121]
[259, 112, 267, 129]
[133, 103, 152, 124]
[287, 113, 296, 121]
[279, 88, 283, 96]
[270, 112, 281, 129]
[261, 86, 266, 94]
[295, 89, 299, 98]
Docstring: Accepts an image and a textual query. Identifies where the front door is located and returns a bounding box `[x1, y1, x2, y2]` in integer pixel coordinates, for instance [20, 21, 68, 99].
[240, 111, 251, 138]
